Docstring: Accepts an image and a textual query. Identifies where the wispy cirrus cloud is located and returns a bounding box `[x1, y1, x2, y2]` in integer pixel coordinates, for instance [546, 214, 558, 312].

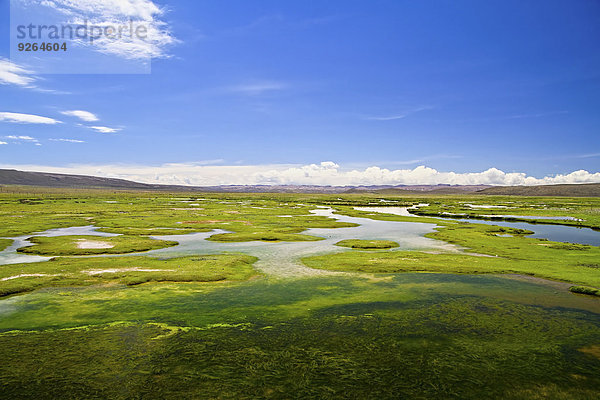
[226, 81, 289, 96]
[0, 112, 61, 124]
[0, 58, 37, 87]
[60, 111, 122, 133]
[31, 0, 178, 60]
[364, 106, 434, 121]
[504, 111, 568, 120]
[365, 114, 408, 121]
[0, 58, 70, 94]
[4, 135, 42, 146]
[224, 13, 345, 36]
[88, 126, 121, 133]
[61, 110, 99, 122]
[49, 138, 85, 143]
[576, 153, 600, 159]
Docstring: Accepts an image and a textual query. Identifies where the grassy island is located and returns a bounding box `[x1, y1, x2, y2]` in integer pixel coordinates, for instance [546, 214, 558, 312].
[17, 235, 179, 256]
[335, 239, 399, 249]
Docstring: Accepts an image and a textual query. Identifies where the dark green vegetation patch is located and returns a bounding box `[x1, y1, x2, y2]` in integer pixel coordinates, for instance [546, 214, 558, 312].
[336, 239, 399, 249]
[570, 286, 600, 297]
[16, 235, 178, 256]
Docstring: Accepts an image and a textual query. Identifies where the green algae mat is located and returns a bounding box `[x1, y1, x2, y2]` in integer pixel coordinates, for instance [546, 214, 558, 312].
[1, 275, 599, 400]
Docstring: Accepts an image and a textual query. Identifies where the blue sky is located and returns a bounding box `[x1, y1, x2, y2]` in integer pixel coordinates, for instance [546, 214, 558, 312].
[1, 0, 599, 186]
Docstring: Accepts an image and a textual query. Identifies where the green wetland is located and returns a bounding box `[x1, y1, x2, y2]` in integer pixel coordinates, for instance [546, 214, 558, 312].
[0, 188, 599, 399]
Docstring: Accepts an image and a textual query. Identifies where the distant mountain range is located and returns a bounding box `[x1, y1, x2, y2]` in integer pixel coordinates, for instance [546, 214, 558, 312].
[0, 169, 598, 196]
[477, 183, 600, 197]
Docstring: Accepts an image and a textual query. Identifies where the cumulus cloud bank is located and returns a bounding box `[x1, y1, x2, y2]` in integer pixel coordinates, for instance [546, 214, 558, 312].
[1, 162, 599, 187]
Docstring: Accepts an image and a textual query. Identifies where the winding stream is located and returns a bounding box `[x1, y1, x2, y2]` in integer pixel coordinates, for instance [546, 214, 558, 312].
[356, 206, 600, 246]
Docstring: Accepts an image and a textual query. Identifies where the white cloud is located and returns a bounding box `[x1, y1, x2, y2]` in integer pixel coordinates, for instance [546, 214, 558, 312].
[49, 138, 85, 143]
[34, 0, 177, 60]
[1, 162, 599, 187]
[0, 141, 7, 145]
[575, 153, 600, 159]
[226, 81, 288, 96]
[61, 110, 99, 122]
[365, 114, 407, 121]
[0, 112, 61, 124]
[4, 135, 42, 146]
[0, 58, 36, 87]
[6, 135, 36, 141]
[88, 126, 120, 133]
[365, 106, 434, 121]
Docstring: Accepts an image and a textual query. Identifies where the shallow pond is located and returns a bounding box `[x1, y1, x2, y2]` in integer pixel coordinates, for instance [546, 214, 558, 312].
[144, 208, 462, 277]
